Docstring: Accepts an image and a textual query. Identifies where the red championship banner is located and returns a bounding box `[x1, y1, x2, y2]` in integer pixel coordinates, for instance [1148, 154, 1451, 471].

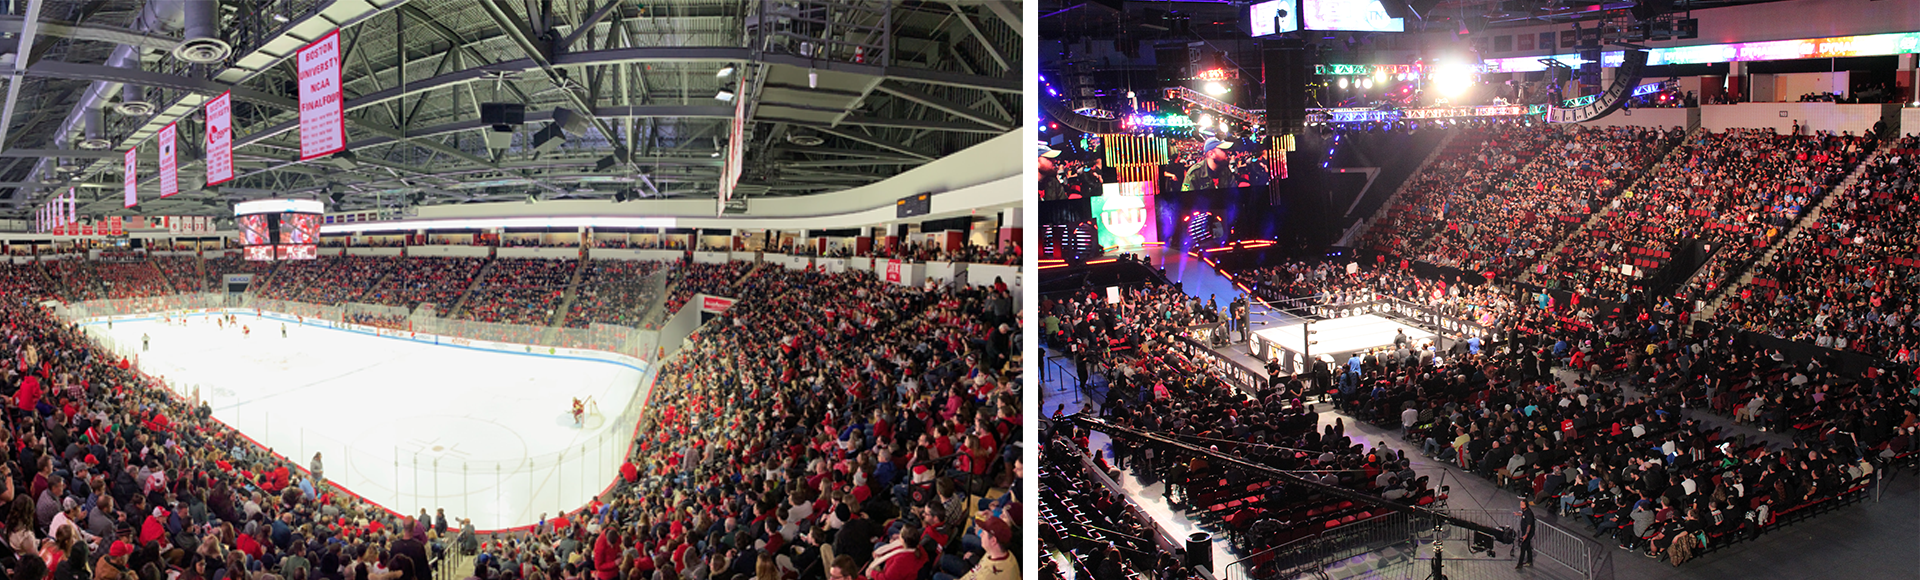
[157, 123, 178, 198]
[885, 259, 903, 283]
[124, 146, 138, 207]
[205, 91, 233, 185]
[110, 216, 123, 235]
[298, 30, 346, 160]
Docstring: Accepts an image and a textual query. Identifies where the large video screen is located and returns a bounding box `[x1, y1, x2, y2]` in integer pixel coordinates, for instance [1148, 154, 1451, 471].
[279, 213, 320, 245]
[239, 214, 270, 246]
[276, 244, 318, 260]
[1303, 0, 1403, 32]
[244, 245, 275, 261]
[1091, 193, 1159, 250]
[1250, 0, 1299, 37]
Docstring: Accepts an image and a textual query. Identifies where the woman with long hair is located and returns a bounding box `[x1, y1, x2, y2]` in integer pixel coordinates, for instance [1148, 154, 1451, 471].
[7, 495, 36, 555]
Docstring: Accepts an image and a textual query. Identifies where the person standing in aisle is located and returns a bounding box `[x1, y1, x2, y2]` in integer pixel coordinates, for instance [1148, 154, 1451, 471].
[1515, 499, 1536, 569]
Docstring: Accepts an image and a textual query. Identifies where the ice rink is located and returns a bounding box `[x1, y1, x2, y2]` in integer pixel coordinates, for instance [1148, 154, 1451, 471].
[85, 312, 647, 530]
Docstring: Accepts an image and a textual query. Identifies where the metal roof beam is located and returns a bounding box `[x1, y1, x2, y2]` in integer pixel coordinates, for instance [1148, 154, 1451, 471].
[873, 81, 1010, 132]
[0, 15, 179, 52]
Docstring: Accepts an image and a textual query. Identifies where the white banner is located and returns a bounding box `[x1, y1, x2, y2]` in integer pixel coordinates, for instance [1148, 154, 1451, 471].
[158, 123, 178, 198]
[205, 91, 233, 186]
[124, 146, 138, 207]
[298, 30, 345, 161]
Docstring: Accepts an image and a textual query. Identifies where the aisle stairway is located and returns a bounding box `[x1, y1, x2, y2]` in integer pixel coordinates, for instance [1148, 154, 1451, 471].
[547, 257, 591, 327]
[446, 257, 497, 318]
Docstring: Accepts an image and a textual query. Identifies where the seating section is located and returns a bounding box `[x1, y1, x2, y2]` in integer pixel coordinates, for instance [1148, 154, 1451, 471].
[149, 255, 204, 293]
[1718, 136, 1919, 357]
[363, 257, 486, 310]
[204, 256, 277, 293]
[565, 259, 670, 328]
[298, 256, 406, 306]
[459, 258, 577, 325]
[1361, 125, 1557, 272]
[664, 261, 754, 314]
[95, 261, 177, 299]
[41, 260, 102, 301]
[1378, 126, 1674, 277]
[1539, 129, 1867, 298]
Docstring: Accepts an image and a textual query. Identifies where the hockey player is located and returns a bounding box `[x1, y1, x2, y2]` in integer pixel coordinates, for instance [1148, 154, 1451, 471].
[281, 323, 288, 338]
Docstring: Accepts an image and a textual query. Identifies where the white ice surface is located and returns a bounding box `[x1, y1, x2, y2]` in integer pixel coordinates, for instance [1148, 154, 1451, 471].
[84, 313, 645, 530]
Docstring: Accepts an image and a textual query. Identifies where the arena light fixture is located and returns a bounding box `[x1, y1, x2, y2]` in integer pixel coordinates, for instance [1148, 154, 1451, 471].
[1431, 63, 1476, 98]
[1361, 77, 1374, 90]
[1337, 77, 1349, 89]
[716, 65, 735, 78]
[1204, 81, 1230, 96]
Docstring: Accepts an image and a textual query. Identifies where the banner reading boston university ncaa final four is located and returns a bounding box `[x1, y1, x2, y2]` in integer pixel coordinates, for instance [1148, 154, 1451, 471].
[205, 90, 233, 186]
[298, 30, 345, 161]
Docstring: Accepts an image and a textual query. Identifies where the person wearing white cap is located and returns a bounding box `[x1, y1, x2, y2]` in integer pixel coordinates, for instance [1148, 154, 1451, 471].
[1182, 137, 1236, 191]
[1038, 142, 1065, 200]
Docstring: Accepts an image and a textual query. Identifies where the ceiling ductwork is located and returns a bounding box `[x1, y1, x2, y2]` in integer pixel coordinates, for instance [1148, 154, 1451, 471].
[77, 107, 109, 150]
[171, 0, 229, 64]
[116, 83, 154, 117]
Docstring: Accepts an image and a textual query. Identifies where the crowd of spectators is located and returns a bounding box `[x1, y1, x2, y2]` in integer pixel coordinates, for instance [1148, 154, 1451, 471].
[1362, 125, 1557, 273]
[663, 262, 754, 315]
[564, 260, 670, 329]
[623, 267, 1021, 580]
[362, 258, 486, 310]
[294, 258, 404, 307]
[1541, 129, 1866, 300]
[1716, 135, 1920, 357]
[203, 258, 275, 295]
[94, 263, 176, 300]
[147, 257, 204, 294]
[254, 260, 331, 302]
[345, 312, 408, 331]
[40, 260, 103, 302]
[458, 259, 577, 326]
[1421, 126, 1674, 277]
[0, 264, 481, 580]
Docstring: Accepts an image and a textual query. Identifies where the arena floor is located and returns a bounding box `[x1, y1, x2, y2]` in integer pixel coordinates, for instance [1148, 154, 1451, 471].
[84, 312, 646, 530]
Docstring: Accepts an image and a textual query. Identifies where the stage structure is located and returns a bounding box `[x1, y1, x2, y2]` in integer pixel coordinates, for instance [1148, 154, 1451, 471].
[1247, 292, 1512, 375]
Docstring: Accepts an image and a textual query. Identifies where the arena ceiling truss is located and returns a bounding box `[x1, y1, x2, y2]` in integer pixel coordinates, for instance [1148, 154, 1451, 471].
[0, 0, 1022, 218]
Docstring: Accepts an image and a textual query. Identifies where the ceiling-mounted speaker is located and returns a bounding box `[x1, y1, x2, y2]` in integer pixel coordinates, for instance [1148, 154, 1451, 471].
[485, 125, 515, 149]
[594, 154, 620, 173]
[531, 123, 567, 153]
[480, 103, 526, 125]
[326, 149, 358, 171]
[551, 108, 588, 134]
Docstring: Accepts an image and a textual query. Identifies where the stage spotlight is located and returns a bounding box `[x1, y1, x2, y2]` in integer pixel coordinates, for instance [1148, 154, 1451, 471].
[1373, 70, 1386, 85]
[1362, 77, 1374, 90]
[1204, 81, 1230, 96]
[1337, 77, 1349, 89]
[1199, 113, 1215, 129]
[1432, 63, 1476, 98]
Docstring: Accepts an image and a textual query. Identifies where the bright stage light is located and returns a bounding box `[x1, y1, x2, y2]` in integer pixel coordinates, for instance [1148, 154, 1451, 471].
[1431, 63, 1476, 98]
[1361, 77, 1374, 90]
[1199, 113, 1215, 128]
[1204, 81, 1230, 96]
[1373, 70, 1386, 84]
[1337, 77, 1349, 89]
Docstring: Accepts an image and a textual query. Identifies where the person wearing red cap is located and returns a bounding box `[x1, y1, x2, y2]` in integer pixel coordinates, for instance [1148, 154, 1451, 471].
[96, 540, 133, 580]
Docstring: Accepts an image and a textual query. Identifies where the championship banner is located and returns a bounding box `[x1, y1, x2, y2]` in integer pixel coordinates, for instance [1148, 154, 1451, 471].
[110, 216, 123, 235]
[885, 259, 903, 283]
[158, 123, 178, 198]
[124, 146, 138, 207]
[205, 91, 233, 186]
[297, 30, 346, 161]
[64, 190, 75, 226]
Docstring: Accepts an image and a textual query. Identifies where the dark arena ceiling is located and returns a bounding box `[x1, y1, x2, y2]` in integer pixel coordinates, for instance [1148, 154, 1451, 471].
[0, 0, 1022, 217]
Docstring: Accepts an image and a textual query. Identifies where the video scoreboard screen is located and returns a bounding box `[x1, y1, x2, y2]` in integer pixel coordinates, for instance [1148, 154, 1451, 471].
[235, 199, 324, 261]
